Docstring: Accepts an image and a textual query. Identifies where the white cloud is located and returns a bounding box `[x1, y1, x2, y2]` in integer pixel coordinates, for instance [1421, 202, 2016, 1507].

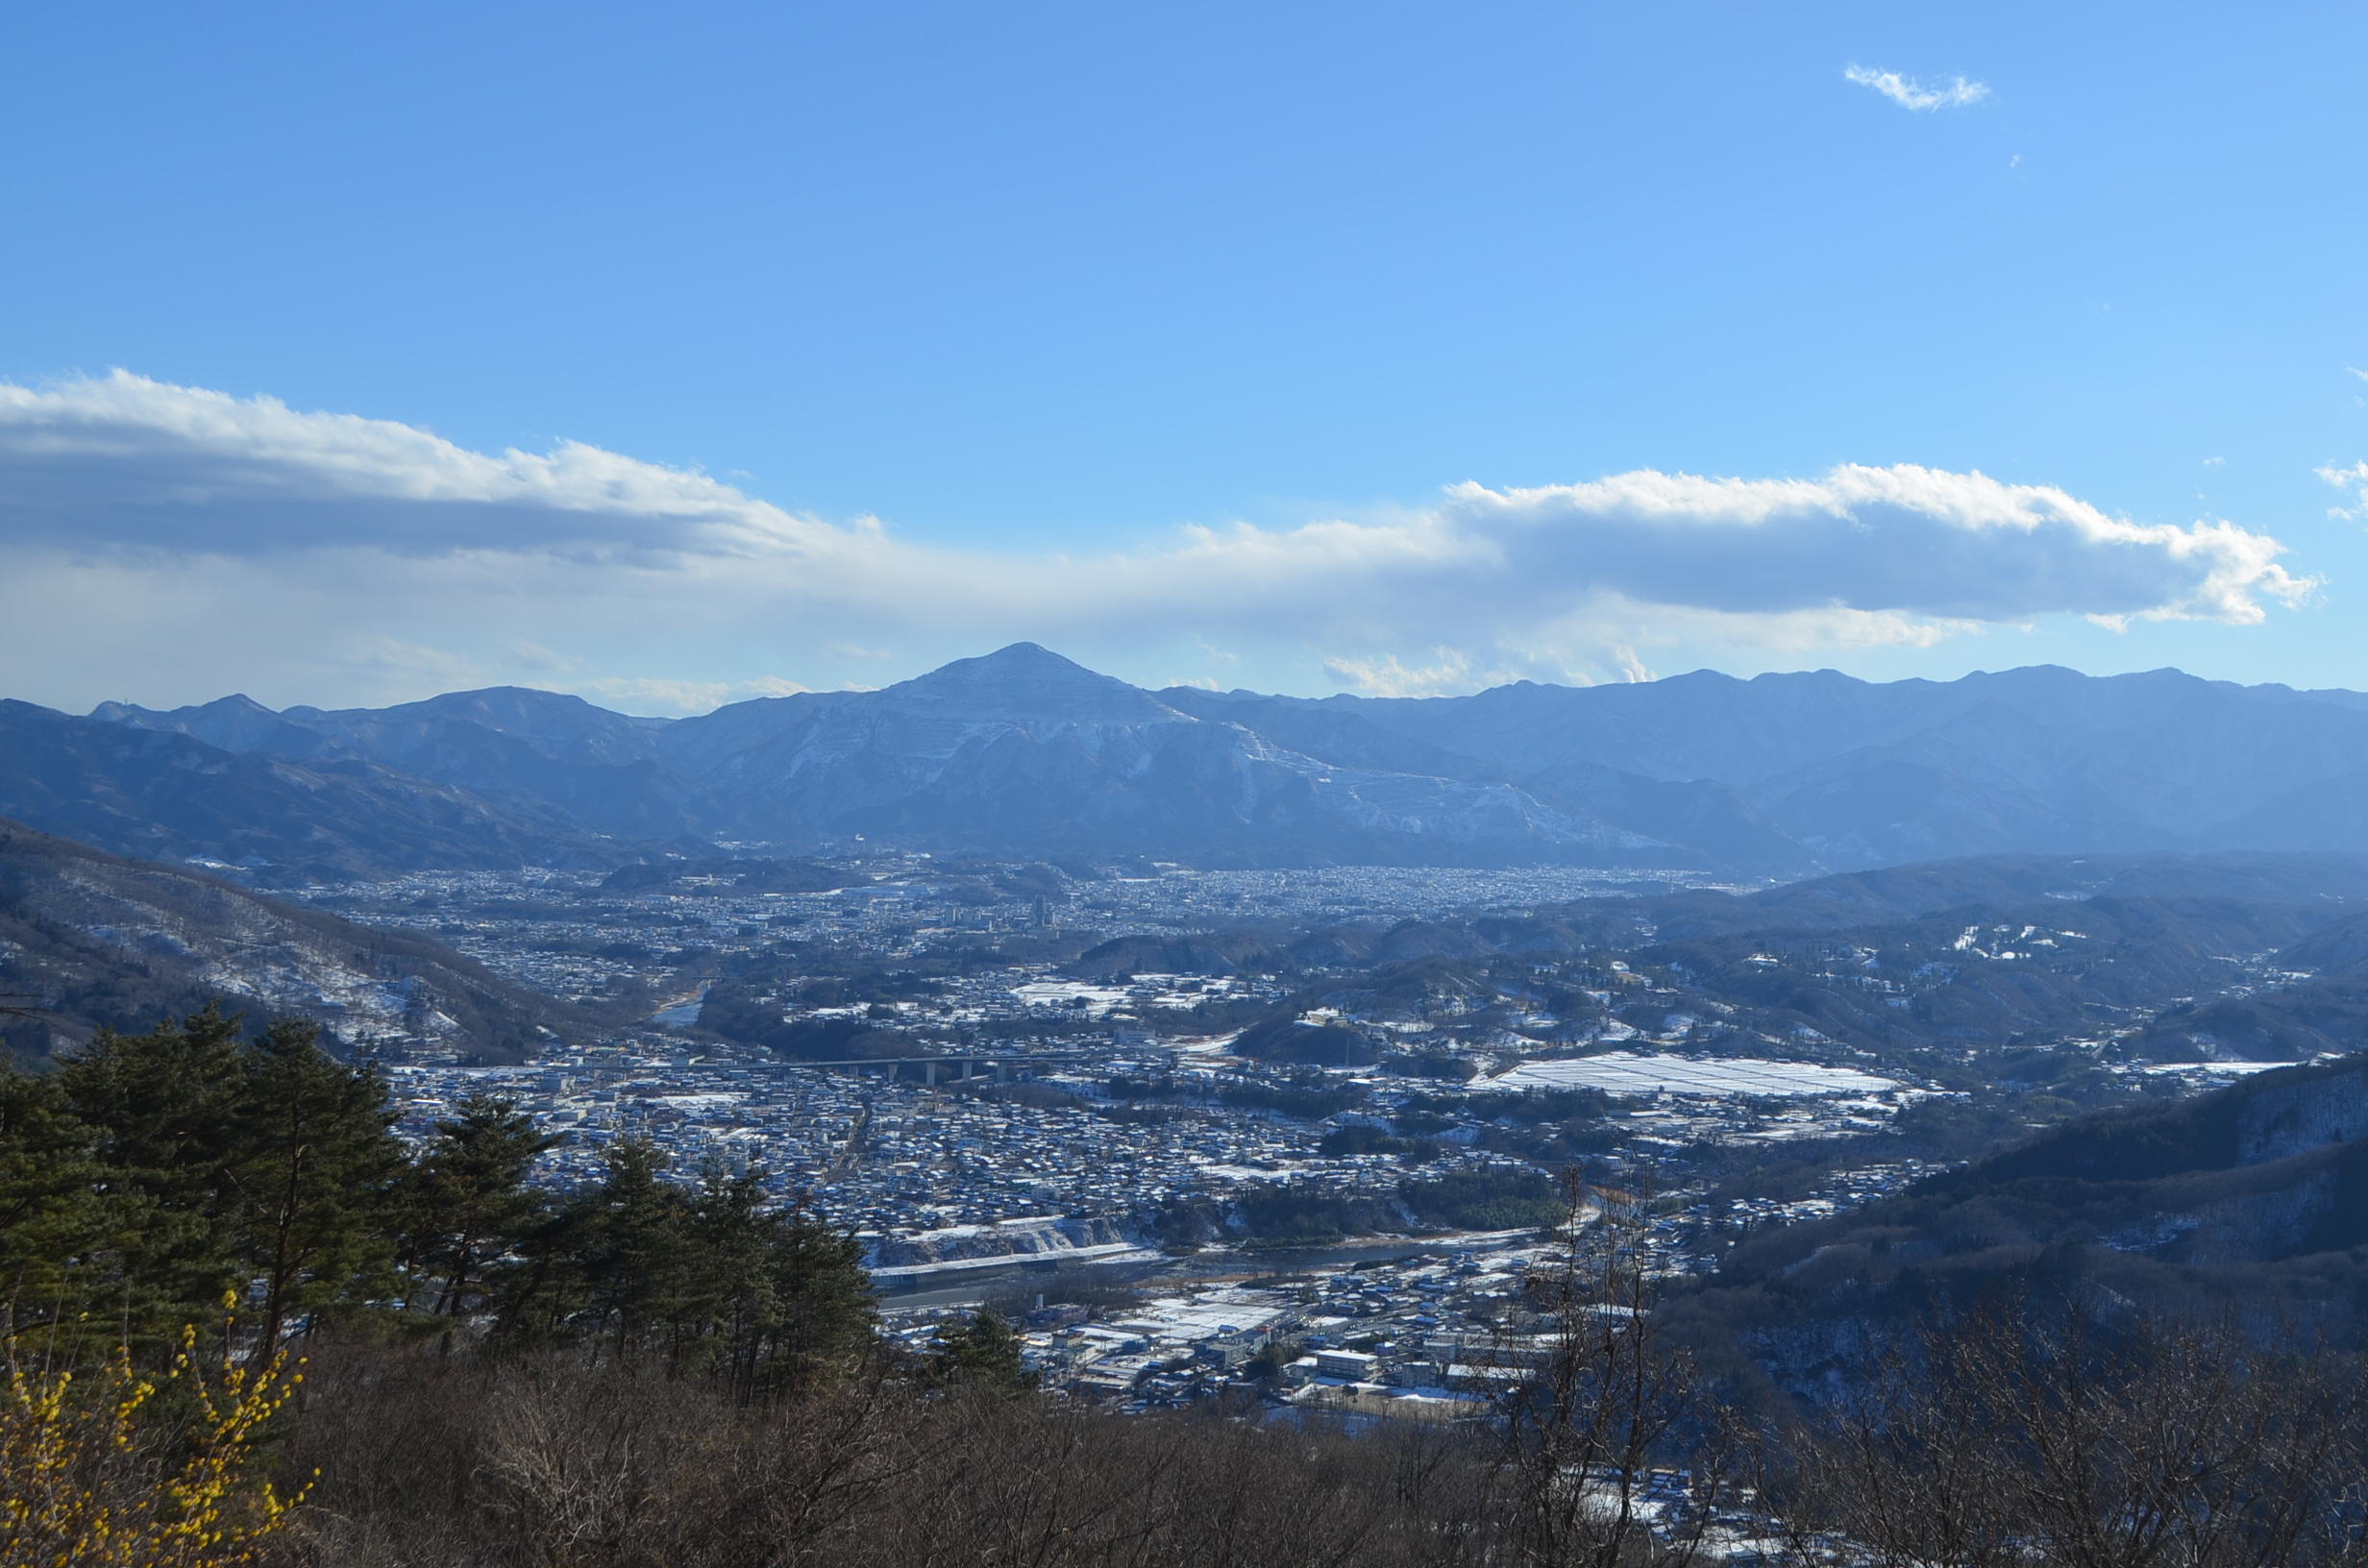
[1191, 636, 1240, 665]
[583, 676, 736, 714]
[2347, 367, 2368, 383]
[1844, 64, 1990, 111]
[2320, 460, 2368, 522]
[326, 634, 494, 693]
[0, 369, 843, 560]
[1323, 649, 1504, 698]
[0, 374, 2317, 710]
[1428, 466, 2309, 625]
[506, 640, 583, 675]
[581, 674, 813, 713]
[1586, 597, 1978, 651]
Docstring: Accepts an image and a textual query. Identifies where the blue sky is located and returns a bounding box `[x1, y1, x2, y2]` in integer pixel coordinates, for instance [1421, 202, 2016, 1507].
[4, 1, 2365, 712]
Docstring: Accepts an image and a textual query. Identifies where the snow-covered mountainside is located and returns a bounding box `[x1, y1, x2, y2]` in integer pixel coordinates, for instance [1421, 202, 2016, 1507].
[55, 645, 2368, 875]
[0, 820, 580, 1062]
[82, 645, 1697, 870]
[0, 698, 617, 882]
[1300, 665, 2368, 867]
[1678, 1050, 2368, 1384]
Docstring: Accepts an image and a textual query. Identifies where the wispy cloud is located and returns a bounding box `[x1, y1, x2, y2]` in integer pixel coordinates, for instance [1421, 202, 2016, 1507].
[576, 675, 808, 711]
[0, 373, 2315, 710]
[582, 676, 736, 712]
[1323, 649, 1510, 698]
[1844, 63, 1990, 111]
[2321, 460, 2368, 522]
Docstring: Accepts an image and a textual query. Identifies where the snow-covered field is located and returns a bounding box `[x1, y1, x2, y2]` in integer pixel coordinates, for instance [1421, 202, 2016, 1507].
[1484, 1052, 1904, 1098]
[2137, 1060, 2296, 1076]
[1009, 979, 1135, 1017]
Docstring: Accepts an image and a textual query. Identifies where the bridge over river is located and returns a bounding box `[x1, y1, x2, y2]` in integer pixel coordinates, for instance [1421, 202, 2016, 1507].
[783, 1053, 1095, 1086]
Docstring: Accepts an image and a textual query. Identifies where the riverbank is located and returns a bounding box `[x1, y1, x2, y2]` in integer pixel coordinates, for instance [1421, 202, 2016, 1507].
[874, 1226, 1542, 1308]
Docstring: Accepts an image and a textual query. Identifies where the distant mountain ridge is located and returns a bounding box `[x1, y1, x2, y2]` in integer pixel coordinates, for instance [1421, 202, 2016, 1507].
[1188, 662, 2368, 867]
[62, 646, 1690, 874]
[0, 698, 626, 883]
[23, 645, 2368, 878]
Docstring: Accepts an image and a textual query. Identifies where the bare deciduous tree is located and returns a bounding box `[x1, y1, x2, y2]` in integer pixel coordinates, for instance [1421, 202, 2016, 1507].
[1766, 1300, 2368, 1568]
[1492, 1174, 1723, 1568]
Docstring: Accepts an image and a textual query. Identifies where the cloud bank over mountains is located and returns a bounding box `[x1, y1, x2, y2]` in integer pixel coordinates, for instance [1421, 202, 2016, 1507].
[0, 373, 2316, 711]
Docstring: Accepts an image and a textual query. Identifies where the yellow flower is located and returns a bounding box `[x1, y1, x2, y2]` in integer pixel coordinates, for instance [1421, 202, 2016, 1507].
[0, 1330, 309, 1567]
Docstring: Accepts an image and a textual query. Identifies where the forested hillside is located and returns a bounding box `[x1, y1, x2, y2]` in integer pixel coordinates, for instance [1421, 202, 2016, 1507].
[0, 1007, 876, 1378]
[0, 819, 588, 1062]
[1667, 1050, 2368, 1412]
[0, 698, 619, 881]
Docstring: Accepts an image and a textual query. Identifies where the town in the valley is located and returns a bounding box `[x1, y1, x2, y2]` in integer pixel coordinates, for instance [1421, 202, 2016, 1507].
[270, 852, 2282, 1413]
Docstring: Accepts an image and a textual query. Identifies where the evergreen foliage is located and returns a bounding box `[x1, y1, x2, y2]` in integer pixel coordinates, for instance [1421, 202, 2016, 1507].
[231, 1018, 407, 1356]
[925, 1307, 1037, 1393]
[396, 1092, 557, 1320]
[0, 1010, 876, 1393]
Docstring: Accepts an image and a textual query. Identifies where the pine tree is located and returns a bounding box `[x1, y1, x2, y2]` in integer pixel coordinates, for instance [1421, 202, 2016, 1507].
[758, 1197, 876, 1397]
[679, 1163, 876, 1401]
[228, 1018, 406, 1358]
[54, 1007, 251, 1341]
[574, 1138, 695, 1359]
[0, 1062, 114, 1346]
[927, 1307, 1036, 1393]
[680, 1161, 780, 1390]
[22, 1010, 882, 1401]
[398, 1093, 559, 1320]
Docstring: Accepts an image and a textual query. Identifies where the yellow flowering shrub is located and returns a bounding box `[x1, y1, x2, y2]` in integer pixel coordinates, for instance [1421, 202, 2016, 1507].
[0, 1323, 310, 1568]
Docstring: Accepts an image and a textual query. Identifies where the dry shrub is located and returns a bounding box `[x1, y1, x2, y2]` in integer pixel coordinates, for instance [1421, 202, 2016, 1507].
[266, 1339, 1510, 1568]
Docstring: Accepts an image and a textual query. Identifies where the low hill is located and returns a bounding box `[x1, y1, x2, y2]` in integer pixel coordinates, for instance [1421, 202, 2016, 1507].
[1673, 1052, 2368, 1394]
[0, 819, 595, 1063]
[1640, 850, 2368, 938]
[1043, 852, 2368, 1066]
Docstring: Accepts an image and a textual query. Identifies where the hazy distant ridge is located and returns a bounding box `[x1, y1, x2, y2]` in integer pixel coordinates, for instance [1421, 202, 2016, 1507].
[28, 646, 2368, 877]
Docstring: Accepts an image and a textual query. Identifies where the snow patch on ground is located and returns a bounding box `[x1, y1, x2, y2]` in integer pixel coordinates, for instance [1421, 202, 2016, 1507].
[1484, 1052, 1904, 1098]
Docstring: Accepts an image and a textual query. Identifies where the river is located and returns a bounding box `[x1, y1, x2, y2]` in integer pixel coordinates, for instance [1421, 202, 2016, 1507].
[875, 1229, 1540, 1311]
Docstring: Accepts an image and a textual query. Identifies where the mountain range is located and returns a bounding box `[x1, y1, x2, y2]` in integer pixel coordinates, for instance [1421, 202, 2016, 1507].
[4, 643, 2364, 880]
